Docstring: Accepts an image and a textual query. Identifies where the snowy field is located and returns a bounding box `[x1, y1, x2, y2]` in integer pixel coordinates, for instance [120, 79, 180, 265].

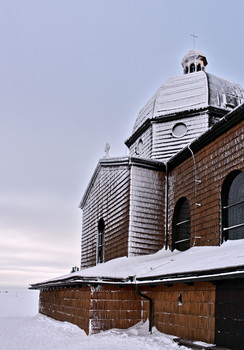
[0, 290, 187, 350]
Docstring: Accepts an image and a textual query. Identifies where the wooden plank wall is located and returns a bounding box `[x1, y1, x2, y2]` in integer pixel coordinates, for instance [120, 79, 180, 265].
[152, 114, 209, 162]
[167, 120, 244, 248]
[81, 165, 130, 268]
[129, 165, 165, 255]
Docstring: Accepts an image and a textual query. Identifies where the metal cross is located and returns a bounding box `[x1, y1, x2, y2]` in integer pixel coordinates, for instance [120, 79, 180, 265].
[191, 33, 198, 49]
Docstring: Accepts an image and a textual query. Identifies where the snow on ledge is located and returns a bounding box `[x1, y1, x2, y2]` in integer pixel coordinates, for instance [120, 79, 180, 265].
[31, 240, 244, 287]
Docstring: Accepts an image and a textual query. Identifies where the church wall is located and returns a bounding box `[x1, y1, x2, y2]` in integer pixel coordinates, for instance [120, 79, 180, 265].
[39, 281, 216, 343]
[129, 165, 165, 255]
[152, 114, 209, 162]
[39, 287, 91, 334]
[167, 119, 244, 248]
[141, 282, 216, 344]
[129, 126, 152, 158]
[81, 165, 130, 268]
[89, 285, 144, 334]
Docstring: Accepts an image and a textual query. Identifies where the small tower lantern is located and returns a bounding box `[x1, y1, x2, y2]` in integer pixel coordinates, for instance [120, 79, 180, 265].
[181, 50, 208, 74]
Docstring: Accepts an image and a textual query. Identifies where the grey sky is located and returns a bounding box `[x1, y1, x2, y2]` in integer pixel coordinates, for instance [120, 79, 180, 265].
[1, 0, 244, 289]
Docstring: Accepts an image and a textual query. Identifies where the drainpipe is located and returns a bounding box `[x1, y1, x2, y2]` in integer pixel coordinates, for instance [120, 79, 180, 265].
[136, 285, 154, 334]
[165, 162, 169, 250]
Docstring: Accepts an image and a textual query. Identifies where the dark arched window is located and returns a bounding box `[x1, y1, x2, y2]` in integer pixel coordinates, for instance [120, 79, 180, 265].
[222, 171, 244, 242]
[197, 63, 201, 71]
[97, 218, 105, 263]
[172, 198, 191, 251]
[190, 63, 195, 73]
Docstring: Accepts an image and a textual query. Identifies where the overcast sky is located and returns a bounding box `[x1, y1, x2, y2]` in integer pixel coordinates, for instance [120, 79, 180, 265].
[1, 0, 244, 289]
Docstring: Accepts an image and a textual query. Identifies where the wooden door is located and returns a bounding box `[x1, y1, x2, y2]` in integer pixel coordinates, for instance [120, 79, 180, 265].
[215, 279, 244, 350]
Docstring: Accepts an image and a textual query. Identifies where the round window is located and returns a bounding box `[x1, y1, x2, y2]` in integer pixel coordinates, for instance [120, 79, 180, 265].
[172, 123, 187, 138]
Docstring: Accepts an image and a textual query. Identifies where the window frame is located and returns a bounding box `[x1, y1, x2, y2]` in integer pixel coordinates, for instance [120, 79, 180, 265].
[221, 170, 244, 242]
[172, 197, 191, 251]
[97, 218, 105, 263]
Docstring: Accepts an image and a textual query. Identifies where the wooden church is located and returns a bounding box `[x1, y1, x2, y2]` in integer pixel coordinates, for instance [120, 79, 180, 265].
[31, 50, 244, 350]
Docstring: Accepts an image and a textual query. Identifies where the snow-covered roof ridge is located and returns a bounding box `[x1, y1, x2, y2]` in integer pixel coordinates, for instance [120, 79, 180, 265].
[30, 240, 244, 289]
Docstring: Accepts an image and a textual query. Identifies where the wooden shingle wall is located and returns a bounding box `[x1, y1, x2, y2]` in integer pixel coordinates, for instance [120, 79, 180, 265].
[39, 287, 91, 334]
[39, 282, 216, 342]
[168, 120, 244, 248]
[89, 285, 143, 334]
[81, 165, 130, 268]
[129, 126, 152, 158]
[129, 165, 165, 255]
[152, 114, 209, 162]
[142, 282, 216, 344]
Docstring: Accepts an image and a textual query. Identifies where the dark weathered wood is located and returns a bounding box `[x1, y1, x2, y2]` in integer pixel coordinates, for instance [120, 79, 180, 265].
[173, 338, 231, 350]
[215, 279, 244, 350]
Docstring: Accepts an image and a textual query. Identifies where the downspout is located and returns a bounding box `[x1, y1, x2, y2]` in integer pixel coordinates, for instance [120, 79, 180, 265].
[136, 285, 154, 334]
[187, 145, 202, 246]
[165, 162, 169, 250]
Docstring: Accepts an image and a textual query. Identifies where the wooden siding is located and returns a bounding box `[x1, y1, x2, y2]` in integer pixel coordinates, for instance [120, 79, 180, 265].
[39, 287, 91, 334]
[141, 282, 216, 344]
[129, 166, 165, 255]
[39, 282, 216, 342]
[129, 125, 152, 158]
[89, 285, 143, 334]
[81, 165, 130, 268]
[152, 114, 209, 162]
[167, 120, 244, 248]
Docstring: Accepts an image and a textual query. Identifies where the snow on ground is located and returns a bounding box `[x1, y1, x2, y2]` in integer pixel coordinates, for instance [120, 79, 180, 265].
[0, 290, 186, 350]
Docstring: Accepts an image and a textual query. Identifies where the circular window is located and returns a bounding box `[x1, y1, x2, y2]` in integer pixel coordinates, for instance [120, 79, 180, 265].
[172, 123, 187, 138]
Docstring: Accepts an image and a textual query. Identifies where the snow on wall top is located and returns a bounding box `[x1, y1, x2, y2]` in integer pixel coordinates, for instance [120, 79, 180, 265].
[33, 239, 244, 286]
[132, 71, 244, 135]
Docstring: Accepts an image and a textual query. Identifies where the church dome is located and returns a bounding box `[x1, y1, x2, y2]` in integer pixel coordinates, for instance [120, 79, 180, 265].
[132, 52, 244, 134]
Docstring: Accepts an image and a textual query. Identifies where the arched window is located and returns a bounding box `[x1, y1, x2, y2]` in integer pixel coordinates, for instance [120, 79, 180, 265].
[190, 63, 195, 73]
[222, 171, 244, 242]
[97, 218, 105, 263]
[197, 63, 201, 71]
[172, 198, 191, 251]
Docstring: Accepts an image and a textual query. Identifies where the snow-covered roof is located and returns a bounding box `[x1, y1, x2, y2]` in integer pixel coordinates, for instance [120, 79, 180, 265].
[131, 70, 244, 135]
[31, 240, 244, 289]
